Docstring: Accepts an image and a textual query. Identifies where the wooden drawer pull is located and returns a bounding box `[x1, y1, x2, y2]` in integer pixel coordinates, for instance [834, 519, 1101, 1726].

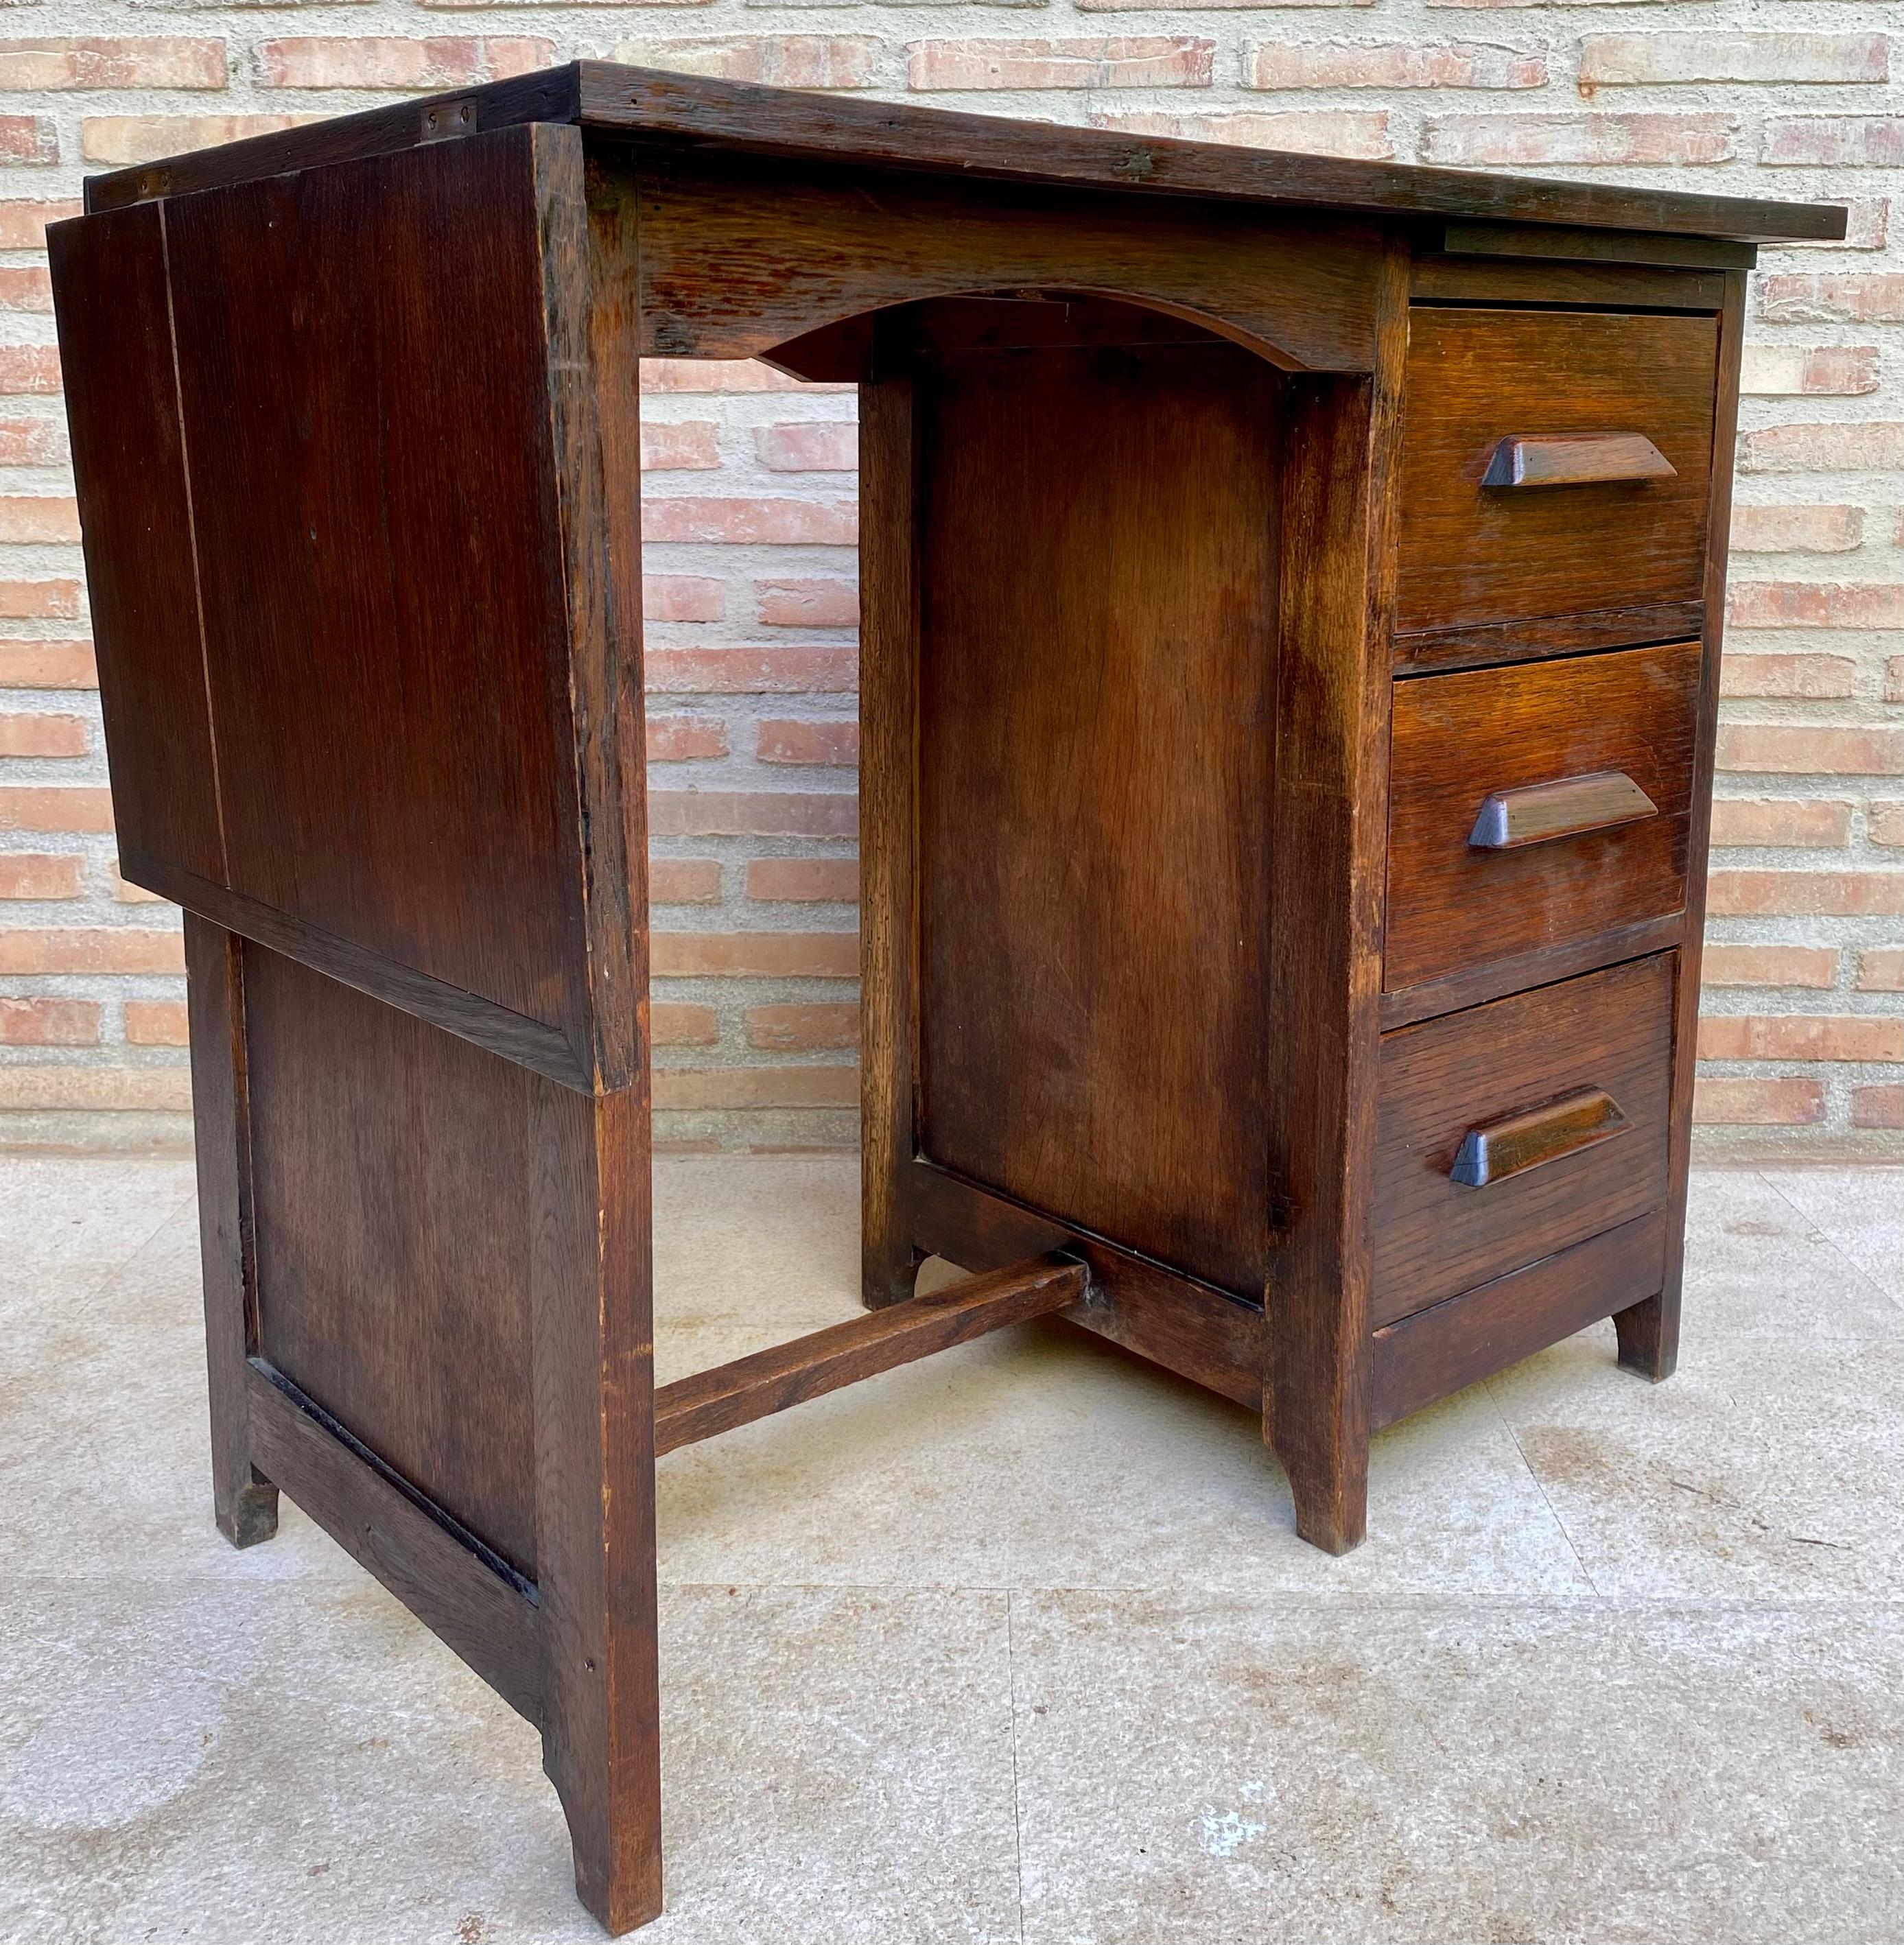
[1469, 770, 1658, 851]
[1482, 432, 1677, 488]
[1451, 1087, 1628, 1189]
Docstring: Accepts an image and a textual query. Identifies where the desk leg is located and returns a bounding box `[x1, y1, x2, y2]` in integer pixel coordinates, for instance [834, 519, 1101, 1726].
[184, 914, 279, 1549]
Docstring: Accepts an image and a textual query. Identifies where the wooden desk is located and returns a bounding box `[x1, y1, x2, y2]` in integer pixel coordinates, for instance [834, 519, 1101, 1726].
[48, 66, 1840, 1934]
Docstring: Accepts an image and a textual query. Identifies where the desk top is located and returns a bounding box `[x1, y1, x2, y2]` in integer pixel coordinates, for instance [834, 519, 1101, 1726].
[86, 60, 1841, 247]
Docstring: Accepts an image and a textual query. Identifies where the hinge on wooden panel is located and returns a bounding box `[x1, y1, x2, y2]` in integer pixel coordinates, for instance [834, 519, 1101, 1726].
[419, 97, 479, 143]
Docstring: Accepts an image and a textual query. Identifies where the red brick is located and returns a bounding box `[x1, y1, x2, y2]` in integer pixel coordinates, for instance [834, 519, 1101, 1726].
[0, 787, 113, 833]
[1857, 948, 1903, 993]
[0, 347, 61, 397]
[648, 858, 722, 906]
[1715, 726, 1901, 777]
[757, 579, 858, 628]
[1708, 799, 1850, 848]
[1706, 871, 1903, 919]
[642, 574, 723, 623]
[0, 269, 51, 314]
[1698, 1015, 1903, 1063]
[1579, 33, 1887, 87]
[1762, 118, 1904, 168]
[123, 999, 189, 1046]
[1739, 423, 1903, 475]
[649, 791, 856, 839]
[0, 852, 82, 899]
[82, 115, 314, 167]
[755, 422, 857, 472]
[0, 997, 99, 1046]
[744, 1002, 858, 1050]
[257, 36, 552, 89]
[0, 38, 227, 89]
[0, 642, 95, 688]
[910, 37, 1215, 91]
[651, 1001, 718, 1047]
[0, 200, 80, 249]
[1889, 657, 1904, 707]
[0, 419, 66, 466]
[644, 646, 856, 695]
[646, 714, 728, 762]
[109, 864, 163, 904]
[650, 933, 857, 979]
[1756, 275, 1903, 327]
[1089, 108, 1394, 159]
[642, 497, 857, 545]
[0, 1067, 192, 1112]
[1728, 507, 1863, 556]
[652, 1067, 858, 1111]
[641, 420, 719, 470]
[1247, 42, 1544, 89]
[757, 719, 860, 767]
[0, 580, 79, 618]
[1700, 945, 1837, 989]
[1870, 803, 1903, 848]
[643, 361, 849, 398]
[1725, 583, 1904, 631]
[0, 712, 85, 757]
[0, 118, 57, 165]
[1077, 0, 1375, 11]
[1739, 347, 1880, 399]
[1422, 114, 1737, 169]
[747, 858, 858, 904]
[1693, 1077, 1824, 1127]
[1852, 1085, 1903, 1131]
[1719, 652, 1857, 698]
[611, 36, 878, 91]
[0, 927, 183, 974]
[0, 500, 76, 546]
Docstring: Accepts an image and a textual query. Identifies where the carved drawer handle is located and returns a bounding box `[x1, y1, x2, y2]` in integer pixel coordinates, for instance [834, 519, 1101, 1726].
[1482, 432, 1677, 488]
[1470, 770, 1658, 851]
[1451, 1088, 1629, 1189]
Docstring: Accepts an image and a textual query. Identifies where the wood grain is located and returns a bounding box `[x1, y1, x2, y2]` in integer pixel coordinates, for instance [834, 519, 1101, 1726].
[1385, 639, 1702, 994]
[1435, 221, 1757, 272]
[1396, 308, 1719, 636]
[1481, 431, 1676, 489]
[915, 320, 1282, 1297]
[1450, 1087, 1629, 1188]
[1391, 600, 1706, 677]
[1468, 770, 1659, 850]
[1372, 952, 1676, 1325]
[655, 1256, 1086, 1454]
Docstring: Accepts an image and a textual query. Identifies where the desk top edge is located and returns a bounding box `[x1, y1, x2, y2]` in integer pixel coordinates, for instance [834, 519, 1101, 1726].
[81, 59, 1842, 246]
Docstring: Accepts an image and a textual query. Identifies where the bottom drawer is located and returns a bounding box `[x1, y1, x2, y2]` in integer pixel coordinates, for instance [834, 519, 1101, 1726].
[1372, 953, 1675, 1326]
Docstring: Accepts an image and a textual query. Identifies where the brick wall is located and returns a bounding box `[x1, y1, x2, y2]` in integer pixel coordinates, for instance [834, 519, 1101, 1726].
[0, 0, 1896, 1157]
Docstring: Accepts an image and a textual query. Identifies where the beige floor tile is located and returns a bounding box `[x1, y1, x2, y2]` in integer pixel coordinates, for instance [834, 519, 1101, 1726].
[1756, 1167, 1903, 1309]
[1009, 1589, 1904, 1945]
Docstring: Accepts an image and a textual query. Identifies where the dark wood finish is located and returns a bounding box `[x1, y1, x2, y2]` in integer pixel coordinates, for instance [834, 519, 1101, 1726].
[1627, 268, 1750, 1388]
[1481, 432, 1676, 490]
[246, 1362, 543, 1722]
[1468, 770, 1658, 850]
[183, 917, 277, 1548]
[47, 202, 224, 888]
[1435, 220, 1757, 272]
[1396, 308, 1719, 637]
[632, 150, 1383, 373]
[1391, 600, 1706, 677]
[1385, 639, 1702, 993]
[915, 322, 1281, 1298]
[1373, 953, 1676, 1325]
[1261, 241, 1411, 1553]
[1409, 258, 1727, 312]
[1371, 1212, 1667, 1428]
[85, 62, 1842, 245]
[908, 1162, 1262, 1411]
[1450, 1087, 1630, 1188]
[657, 1256, 1086, 1454]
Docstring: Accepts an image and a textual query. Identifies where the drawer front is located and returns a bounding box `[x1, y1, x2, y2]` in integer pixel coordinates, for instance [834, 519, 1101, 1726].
[1396, 308, 1719, 637]
[1385, 639, 1702, 995]
[1372, 954, 1674, 1326]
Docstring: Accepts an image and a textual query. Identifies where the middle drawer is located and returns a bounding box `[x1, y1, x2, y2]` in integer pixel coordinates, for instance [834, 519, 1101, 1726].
[1385, 638, 1702, 997]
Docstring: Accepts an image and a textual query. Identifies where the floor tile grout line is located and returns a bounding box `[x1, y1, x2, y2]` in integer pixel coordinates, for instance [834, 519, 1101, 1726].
[1752, 1168, 1904, 1319]
[1484, 1373, 1603, 1598]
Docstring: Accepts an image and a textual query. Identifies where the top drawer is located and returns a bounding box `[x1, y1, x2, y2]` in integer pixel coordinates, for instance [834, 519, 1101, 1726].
[1396, 308, 1719, 639]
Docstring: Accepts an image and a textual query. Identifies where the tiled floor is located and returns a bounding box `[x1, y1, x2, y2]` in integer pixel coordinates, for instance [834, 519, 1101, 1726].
[1, 1156, 1899, 1944]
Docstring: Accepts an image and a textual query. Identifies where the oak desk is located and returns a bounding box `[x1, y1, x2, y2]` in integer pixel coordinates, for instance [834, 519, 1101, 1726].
[49, 67, 1840, 1934]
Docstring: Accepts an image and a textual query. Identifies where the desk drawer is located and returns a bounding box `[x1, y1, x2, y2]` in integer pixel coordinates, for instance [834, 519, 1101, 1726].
[1396, 307, 1719, 638]
[1372, 954, 1674, 1327]
[1385, 639, 1702, 995]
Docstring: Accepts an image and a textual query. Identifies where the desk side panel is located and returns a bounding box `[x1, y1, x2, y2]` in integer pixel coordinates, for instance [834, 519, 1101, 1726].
[48, 200, 225, 885]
